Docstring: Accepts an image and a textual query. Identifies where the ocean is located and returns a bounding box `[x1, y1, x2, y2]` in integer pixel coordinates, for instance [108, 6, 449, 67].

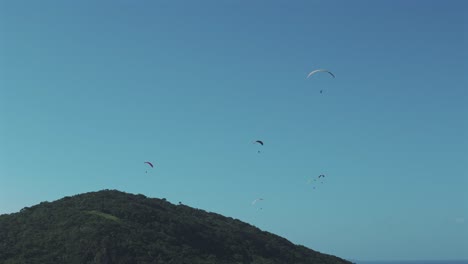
[357, 261, 468, 264]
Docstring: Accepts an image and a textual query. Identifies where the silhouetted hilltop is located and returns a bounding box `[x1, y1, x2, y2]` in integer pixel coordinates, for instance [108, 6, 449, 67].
[0, 190, 352, 264]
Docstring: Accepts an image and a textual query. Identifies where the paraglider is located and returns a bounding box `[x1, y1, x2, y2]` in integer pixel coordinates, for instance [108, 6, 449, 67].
[307, 174, 326, 189]
[251, 198, 263, 205]
[253, 140, 264, 153]
[306, 69, 335, 79]
[307, 177, 317, 184]
[252, 198, 264, 211]
[307, 69, 335, 94]
[318, 174, 325, 184]
[144, 161, 154, 173]
[307, 174, 324, 183]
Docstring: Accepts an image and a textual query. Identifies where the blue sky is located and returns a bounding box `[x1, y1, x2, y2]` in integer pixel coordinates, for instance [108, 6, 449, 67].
[1, 0, 467, 261]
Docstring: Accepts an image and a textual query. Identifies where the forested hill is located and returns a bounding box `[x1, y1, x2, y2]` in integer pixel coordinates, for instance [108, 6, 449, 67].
[0, 190, 352, 264]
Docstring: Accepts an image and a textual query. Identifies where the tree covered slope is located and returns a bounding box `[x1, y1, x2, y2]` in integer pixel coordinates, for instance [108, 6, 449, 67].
[0, 190, 352, 264]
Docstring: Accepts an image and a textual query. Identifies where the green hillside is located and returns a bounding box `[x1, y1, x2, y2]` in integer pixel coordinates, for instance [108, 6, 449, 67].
[0, 190, 352, 264]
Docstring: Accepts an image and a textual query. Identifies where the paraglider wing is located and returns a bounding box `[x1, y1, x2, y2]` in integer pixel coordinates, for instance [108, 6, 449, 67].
[253, 140, 264, 153]
[307, 176, 317, 184]
[306, 69, 335, 79]
[144, 161, 154, 168]
[252, 198, 264, 205]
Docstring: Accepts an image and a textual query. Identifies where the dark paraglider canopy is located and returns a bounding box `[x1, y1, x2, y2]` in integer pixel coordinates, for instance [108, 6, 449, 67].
[253, 140, 264, 153]
[254, 140, 264, 146]
[144, 161, 154, 174]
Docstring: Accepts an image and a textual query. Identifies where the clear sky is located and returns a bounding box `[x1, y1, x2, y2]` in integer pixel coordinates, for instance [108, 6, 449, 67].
[1, 0, 467, 261]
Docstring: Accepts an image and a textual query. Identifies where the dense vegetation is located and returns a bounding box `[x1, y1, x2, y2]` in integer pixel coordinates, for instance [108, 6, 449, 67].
[0, 190, 352, 264]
